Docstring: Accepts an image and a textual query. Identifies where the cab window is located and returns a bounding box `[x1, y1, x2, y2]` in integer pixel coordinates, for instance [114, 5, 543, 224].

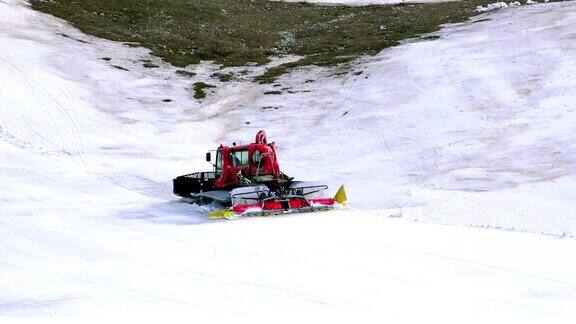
[231, 150, 249, 167]
[215, 150, 222, 174]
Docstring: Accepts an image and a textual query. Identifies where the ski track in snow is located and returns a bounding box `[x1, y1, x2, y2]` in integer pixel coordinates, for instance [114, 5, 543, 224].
[1, 0, 576, 320]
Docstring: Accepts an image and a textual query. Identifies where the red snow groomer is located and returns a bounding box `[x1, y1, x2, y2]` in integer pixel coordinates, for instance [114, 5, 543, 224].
[173, 130, 347, 219]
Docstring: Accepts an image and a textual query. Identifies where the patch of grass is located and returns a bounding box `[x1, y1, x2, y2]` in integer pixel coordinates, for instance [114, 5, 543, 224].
[211, 72, 234, 82]
[175, 70, 196, 77]
[111, 65, 129, 71]
[263, 90, 282, 95]
[193, 82, 216, 100]
[255, 53, 355, 83]
[57, 32, 88, 43]
[32, 0, 497, 81]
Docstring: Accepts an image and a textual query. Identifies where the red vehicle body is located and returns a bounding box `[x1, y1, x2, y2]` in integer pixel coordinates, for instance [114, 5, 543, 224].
[173, 130, 346, 218]
[212, 130, 283, 189]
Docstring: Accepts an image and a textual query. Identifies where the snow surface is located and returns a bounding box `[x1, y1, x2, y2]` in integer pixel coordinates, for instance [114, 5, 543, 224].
[2, 0, 576, 321]
[476, 1, 541, 12]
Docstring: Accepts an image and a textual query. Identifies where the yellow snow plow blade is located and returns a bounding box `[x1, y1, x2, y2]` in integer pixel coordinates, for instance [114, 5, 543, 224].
[334, 185, 348, 208]
[208, 209, 235, 220]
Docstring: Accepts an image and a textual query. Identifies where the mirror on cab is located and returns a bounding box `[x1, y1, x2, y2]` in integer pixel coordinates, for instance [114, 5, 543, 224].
[206, 152, 211, 162]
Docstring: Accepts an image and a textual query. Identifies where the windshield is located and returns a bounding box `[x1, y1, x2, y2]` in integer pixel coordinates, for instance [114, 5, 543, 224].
[231, 150, 249, 167]
[215, 150, 222, 174]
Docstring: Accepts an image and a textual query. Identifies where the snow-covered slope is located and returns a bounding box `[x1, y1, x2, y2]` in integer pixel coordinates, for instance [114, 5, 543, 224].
[1, 0, 576, 320]
[236, 1, 576, 236]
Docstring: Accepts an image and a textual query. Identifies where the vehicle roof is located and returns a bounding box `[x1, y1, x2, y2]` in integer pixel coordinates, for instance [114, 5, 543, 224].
[219, 143, 251, 151]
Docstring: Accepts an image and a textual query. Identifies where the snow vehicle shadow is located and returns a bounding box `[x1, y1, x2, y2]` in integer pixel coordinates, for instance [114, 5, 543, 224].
[116, 200, 219, 225]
